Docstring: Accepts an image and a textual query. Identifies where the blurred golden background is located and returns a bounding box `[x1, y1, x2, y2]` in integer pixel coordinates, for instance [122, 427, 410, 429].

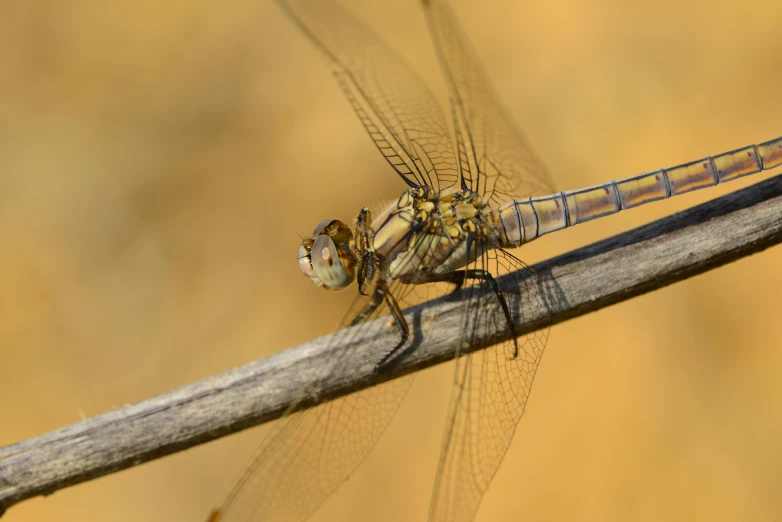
[2, 0, 781, 521]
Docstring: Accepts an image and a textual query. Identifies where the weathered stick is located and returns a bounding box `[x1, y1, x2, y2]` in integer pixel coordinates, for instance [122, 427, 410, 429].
[1, 173, 781, 516]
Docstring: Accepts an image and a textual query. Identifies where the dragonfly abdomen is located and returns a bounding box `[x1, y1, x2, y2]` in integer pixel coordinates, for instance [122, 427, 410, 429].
[489, 136, 782, 248]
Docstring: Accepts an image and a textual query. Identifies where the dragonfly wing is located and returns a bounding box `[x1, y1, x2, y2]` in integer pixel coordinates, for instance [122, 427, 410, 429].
[428, 249, 551, 522]
[217, 384, 412, 522]
[422, 0, 555, 204]
[279, 0, 458, 192]
[215, 269, 461, 522]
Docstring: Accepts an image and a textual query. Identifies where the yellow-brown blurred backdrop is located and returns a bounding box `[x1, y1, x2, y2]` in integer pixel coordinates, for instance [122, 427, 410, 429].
[2, 1, 781, 521]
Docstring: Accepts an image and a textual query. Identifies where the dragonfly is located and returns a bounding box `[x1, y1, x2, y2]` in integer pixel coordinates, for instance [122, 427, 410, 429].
[210, 1, 782, 521]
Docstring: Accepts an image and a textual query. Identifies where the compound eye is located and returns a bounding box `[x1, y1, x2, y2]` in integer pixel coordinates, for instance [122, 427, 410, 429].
[310, 234, 355, 291]
[312, 219, 335, 237]
[312, 219, 353, 244]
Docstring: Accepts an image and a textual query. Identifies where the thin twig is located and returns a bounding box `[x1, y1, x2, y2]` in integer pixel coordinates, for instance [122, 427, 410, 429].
[1, 174, 781, 516]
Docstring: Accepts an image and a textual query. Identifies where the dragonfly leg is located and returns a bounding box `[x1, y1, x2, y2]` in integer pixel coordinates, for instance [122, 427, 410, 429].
[428, 269, 520, 358]
[375, 282, 410, 370]
[349, 285, 385, 328]
[355, 207, 376, 296]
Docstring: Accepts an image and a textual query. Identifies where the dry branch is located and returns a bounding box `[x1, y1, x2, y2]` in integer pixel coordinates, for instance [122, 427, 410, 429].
[1, 173, 781, 516]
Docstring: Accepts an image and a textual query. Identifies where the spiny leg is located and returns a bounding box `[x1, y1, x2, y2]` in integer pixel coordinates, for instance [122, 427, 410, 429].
[349, 285, 384, 328]
[428, 269, 521, 358]
[355, 207, 375, 296]
[375, 282, 410, 371]
[347, 284, 409, 371]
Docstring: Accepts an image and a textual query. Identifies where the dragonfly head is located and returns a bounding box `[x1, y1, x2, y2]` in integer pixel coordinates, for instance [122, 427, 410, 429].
[298, 219, 356, 291]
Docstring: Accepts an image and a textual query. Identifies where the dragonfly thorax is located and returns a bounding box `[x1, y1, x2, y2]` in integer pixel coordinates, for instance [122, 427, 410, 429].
[371, 187, 492, 282]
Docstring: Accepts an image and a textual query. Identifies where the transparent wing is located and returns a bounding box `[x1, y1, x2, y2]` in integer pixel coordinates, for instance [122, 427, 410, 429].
[215, 243, 460, 522]
[428, 249, 551, 522]
[280, 0, 459, 192]
[422, 0, 555, 205]
[217, 373, 412, 522]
